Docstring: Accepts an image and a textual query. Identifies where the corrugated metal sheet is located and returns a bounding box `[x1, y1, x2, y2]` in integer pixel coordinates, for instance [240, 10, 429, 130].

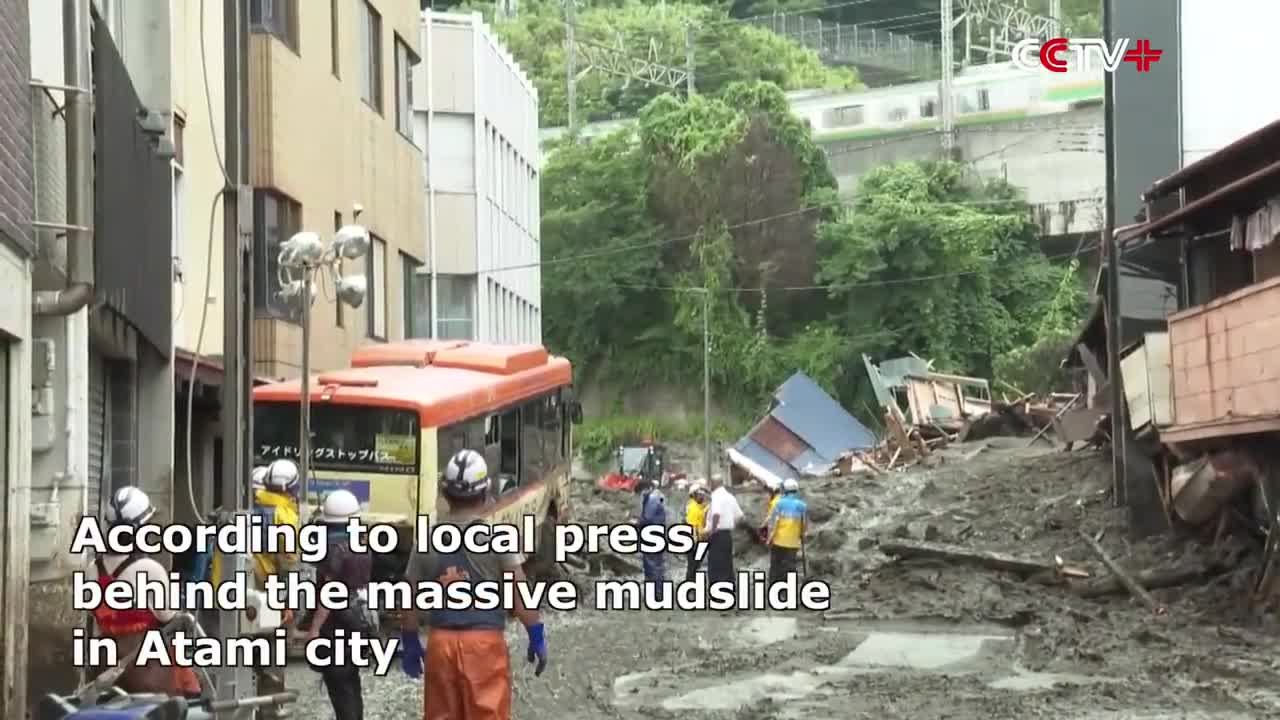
[87, 351, 106, 518]
[771, 372, 876, 456]
[728, 372, 878, 484]
[92, 17, 173, 356]
[732, 438, 794, 485]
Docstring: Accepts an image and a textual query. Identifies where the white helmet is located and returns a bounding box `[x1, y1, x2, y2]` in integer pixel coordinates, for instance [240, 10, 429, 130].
[251, 466, 268, 490]
[782, 478, 799, 493]
[264, 459, 300, 493]
[689, 482, 708, 498]
[320, 489, 360, 523]
[764, 477, 782, 493]
[443, 449, 490, 499]
[107, 486, 155, 528]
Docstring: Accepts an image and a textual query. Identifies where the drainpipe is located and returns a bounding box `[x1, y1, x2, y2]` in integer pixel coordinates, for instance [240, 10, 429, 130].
[34, 0, 94, 317]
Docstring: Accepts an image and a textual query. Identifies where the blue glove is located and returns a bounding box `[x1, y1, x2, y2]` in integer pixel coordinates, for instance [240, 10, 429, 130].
[399, 631, 424, 679]
[525, 623, 548, 676]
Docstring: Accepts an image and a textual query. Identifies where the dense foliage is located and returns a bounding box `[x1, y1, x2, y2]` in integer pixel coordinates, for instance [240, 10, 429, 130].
[460, 1, 857, 126]
[540, 84, 1089, 421]
[448, 0, 1101, 126]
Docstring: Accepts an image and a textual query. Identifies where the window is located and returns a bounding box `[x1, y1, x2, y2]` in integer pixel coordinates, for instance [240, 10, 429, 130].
[330, 0, 341, 77]
[436, 417, 485, 479]
[394, 36, 420, 139]
[254, 403, 420, 475]
[334, 212, 344, 327]
[171, 117, 186, 287]
[920, 98, 937, 118]
[437, 274, 475, 340]
[359, 1, 383, 112]
[497, 406, 521, 494]
[977, 88, 991, 111]
[402, 253, 431, 339]
[365, 234, 387, 339]
[252, 189, 303, 320]
[825, 104, 863, 127]
[521, 393, 563, 483]
[249, 0, 298, 52]
[887, 106, 908, 122]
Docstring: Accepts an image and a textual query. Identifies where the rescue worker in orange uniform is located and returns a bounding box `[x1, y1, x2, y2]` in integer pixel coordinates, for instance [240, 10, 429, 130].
[400, 449, 548, 720]
[92, 486, 202, 697]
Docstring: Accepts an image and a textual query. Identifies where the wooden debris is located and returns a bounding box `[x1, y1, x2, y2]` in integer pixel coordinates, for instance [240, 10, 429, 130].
[1054, 555, 1091, 579]
[1075, 564, 1212, 599]
[1077, 528, 1167, 615]
[879, 540, 1059, 576]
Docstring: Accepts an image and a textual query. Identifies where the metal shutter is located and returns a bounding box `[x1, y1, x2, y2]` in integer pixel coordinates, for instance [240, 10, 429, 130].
[87, 351, 107, 518]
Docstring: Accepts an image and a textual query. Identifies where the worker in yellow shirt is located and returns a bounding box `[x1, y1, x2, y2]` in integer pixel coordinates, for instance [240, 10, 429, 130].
[684, 482, 710, 581]
[765, 478, 807, 586]
[252, 459, 302, 584]
[756, 479, 783, 545]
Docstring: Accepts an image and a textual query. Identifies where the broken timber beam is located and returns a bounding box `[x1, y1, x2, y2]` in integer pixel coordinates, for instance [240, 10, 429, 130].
[1075, 564, 1211, 599]
[879, 540, 1057, 576]
[1077, 528, 1167, 614]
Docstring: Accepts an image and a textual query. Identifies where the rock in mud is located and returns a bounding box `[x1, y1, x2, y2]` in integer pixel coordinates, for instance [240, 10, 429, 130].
[808, 501, 837, 524]
[893, 521, 940, 542]
[856, 536, 878, 551]
[812, 528, 848, 551]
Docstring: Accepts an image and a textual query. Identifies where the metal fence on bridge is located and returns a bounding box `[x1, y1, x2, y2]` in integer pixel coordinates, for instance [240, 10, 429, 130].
[745, 13, 938, 81]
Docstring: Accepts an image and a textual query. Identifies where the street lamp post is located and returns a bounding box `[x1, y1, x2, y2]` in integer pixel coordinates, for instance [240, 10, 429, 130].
[277, 225, 370, 512]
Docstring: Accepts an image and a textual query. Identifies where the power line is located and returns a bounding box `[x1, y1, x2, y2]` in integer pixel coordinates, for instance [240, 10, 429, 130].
[483, 194, 1103, 275]
[561, 241, 1101, 295]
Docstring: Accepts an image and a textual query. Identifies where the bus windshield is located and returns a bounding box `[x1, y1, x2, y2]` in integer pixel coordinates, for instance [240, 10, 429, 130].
[254, 402, 420, 475]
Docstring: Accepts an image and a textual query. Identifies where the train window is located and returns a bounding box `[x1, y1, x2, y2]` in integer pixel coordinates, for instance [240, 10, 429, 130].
[920, 98, 937, 118]
[887, 106, 908, 122]
[825, 104, 863, 128]
[978, 88, 990, 111]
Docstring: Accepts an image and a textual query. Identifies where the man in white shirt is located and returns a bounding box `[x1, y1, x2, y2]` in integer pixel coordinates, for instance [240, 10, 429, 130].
[702, 474, 743, 585]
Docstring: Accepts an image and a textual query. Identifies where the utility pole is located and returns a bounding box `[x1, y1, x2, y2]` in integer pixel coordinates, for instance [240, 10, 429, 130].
[1101, 0, 1125, 508]
[685, 24, 695, 97]
[940, 0, 956, 156]
[702, 289, 711, 484]
[217, 0, 256, 713]
[565, 0, 577, 133]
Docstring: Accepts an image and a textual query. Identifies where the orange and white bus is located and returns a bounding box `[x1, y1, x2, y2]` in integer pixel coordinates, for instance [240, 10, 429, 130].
[251, 340, 582, 580]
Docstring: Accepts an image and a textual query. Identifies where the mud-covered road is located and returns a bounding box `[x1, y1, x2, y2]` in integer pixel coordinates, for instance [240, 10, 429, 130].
[288, 441, 1280, 719]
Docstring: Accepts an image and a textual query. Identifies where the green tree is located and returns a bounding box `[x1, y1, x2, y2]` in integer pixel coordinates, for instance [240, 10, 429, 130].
[466, 0, 858, 126]
[816, 161, 1086, 380]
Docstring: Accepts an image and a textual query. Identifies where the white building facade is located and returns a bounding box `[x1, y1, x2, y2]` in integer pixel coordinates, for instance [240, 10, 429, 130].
[1178, 0, 1280, 167]
[413, 10, 541, 345]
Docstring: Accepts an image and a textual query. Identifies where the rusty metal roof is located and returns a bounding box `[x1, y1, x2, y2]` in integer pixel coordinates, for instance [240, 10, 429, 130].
[1144, 117, 1280, 201]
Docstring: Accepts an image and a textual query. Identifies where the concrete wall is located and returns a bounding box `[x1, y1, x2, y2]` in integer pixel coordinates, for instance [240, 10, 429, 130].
[1, 0, 35, 710]
[415, 11, 541, 345]
[1168, 276, 1280, 426]
[27, 0, 177, 699]
[249, 0, 426, 377]
[1179, 0, 1280, 167]
[26, 0, 91, 701]
[824, 107, 1105, 237]
[170, 0, 226, 356]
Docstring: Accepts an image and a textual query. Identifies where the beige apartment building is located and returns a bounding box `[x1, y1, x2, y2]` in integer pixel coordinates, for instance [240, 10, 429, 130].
[246, 0, 425, 378]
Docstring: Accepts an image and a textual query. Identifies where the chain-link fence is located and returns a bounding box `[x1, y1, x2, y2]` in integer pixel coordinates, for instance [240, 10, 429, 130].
[746, 14, 938, 80]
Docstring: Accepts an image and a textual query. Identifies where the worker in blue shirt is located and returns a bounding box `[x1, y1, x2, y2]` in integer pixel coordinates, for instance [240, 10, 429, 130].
[636, 478, 667, 601]
[766, 478, 808, 586]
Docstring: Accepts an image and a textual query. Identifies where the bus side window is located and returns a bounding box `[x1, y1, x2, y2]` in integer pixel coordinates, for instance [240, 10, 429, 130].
[498, 408, 521, 492]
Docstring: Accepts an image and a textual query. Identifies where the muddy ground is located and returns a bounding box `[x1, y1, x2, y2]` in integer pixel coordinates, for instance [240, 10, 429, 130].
[287, 440, 1280, 719]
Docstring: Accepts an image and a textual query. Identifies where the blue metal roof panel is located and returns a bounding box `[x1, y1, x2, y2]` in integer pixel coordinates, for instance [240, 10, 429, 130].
[770, 372, 878, 457]
[735, 439, 795, 483]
